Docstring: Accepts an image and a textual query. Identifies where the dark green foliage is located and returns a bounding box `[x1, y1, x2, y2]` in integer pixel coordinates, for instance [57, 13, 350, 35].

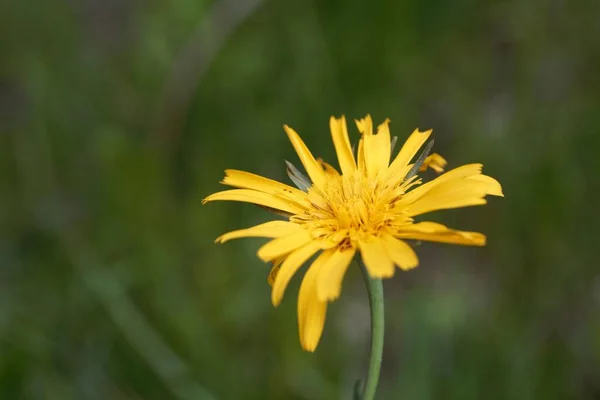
[1, 0, 599, 398]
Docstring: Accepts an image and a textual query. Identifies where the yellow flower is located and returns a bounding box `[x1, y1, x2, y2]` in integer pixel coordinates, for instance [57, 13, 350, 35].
[203, 115, 503, 351]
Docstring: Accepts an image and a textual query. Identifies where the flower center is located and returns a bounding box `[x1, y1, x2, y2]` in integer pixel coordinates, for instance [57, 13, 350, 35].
[291, 173, 414, 247]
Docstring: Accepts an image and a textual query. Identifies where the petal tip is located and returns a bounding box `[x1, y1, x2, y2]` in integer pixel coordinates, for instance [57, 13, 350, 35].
[215, 233, 232, 243]
[317, 290, 338, 303]
[271, 291, 282, 307]
[367, 268, 395, 279]
[257, 245, 272, 262]
[257, 251, 270, 263]
[471, 234, 487, 246]
[398, 261, 419, 271]
[302, 344, 317, 352]
[282, 124, 296, 137]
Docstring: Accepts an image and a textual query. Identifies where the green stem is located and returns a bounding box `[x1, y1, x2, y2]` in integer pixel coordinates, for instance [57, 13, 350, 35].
[354, 258, 385, 400]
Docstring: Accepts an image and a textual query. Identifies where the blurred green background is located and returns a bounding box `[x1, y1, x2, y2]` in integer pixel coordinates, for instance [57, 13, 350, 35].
[1, 0, 600, 399]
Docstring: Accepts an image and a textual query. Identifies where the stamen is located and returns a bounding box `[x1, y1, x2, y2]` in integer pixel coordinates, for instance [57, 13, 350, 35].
[295, 170, 417, 247]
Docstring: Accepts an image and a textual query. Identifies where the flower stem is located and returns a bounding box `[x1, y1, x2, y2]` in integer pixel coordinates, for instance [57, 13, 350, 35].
[354, 258, 385, 400]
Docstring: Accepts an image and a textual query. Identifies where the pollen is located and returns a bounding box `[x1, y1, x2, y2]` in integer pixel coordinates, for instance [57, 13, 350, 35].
[291, 172, 418, 250]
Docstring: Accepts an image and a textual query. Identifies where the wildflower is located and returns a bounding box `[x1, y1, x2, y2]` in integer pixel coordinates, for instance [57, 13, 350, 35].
[203, 115, 503, 351]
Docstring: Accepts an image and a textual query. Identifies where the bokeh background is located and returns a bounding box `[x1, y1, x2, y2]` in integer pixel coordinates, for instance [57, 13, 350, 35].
[2, 0, 600, 399]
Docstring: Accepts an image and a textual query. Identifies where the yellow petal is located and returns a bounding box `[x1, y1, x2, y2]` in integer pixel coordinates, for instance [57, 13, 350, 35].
[203, 189, 304, 215]
[387, 128, 432, 179]
[298, 252, 331, 351]
[404, 175, 502, 216]
[397, 163, 503, 217]
[316, 247, 356, 301]
[355, 115, 373, 136]
[298, 251, 333, 323]
[465, 174, 504, 197]
[376, 118, 392, 154]
[405, 185, 487, 216]
[317, 158, 341, 178]
[381, 235, 419, 270]
[257, 229, 314, 262]
[419, 153, 447, 173]
[216, 220, 304, 243]
[255, 205, 294, 218]
[359, 238, 395, 278]
[395, 222, 486, 246]
[364, 119, 392, 176]
[271, 241, 322, 306]
[433, 163, 484, 183]
[384, 163, 414, 191]
[357, 137, 366, 173]
[283, 125, 327, 189]
[401, 163, 484, 205]
[267, 257, 285, 286]
[329, 116, 356, 175]
[300, 294, 327, 352]
[221, 169, 308, 204]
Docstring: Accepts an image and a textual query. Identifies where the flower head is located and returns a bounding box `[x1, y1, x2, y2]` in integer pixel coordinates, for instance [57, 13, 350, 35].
[203, 115, 503, 351]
